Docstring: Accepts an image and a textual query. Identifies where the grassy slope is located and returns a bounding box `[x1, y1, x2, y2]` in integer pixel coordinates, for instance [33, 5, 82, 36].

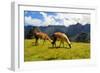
[24, 39, 90, 62]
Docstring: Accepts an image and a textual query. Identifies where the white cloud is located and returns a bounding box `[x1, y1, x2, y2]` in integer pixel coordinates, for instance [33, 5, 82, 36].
[25, 12, 90, 27]
[79, 15, 90, 25]
[40, 12, 56, 26]
[25, 16, 42, 26]
[54, 13, 90, 26]
[40, 12, 47, 19]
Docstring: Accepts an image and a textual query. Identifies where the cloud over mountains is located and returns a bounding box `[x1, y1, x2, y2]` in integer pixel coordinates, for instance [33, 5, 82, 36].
[24, 11, 90, 27]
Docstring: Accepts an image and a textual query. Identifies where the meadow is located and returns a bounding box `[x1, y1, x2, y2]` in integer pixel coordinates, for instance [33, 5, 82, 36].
[24, 39, 90, 62]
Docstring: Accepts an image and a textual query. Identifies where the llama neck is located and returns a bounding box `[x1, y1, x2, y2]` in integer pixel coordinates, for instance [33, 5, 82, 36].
[47, 37, 52, 42]
[65, 37, 71, 44]
[62, 34, 71, 44]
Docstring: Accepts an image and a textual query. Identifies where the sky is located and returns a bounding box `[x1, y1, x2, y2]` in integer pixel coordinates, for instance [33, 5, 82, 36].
[24, 11, 90, 27]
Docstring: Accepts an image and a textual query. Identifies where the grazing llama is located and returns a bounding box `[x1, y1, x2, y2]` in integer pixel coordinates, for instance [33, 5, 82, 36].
[51, 32, 72, 48]
[33, 30, 52, 45]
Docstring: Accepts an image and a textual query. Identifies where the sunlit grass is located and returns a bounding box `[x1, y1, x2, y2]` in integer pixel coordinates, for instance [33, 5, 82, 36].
[24, 39, 90, 62]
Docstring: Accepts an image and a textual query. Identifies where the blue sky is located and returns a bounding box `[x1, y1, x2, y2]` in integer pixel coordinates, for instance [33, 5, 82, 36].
[24, 11, 44, 21]
[24, 11, 90, 27]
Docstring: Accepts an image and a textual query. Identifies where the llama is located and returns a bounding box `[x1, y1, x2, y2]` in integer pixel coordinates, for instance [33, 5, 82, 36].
[51, 32, 72, 48]
[33, 30, 52, 45]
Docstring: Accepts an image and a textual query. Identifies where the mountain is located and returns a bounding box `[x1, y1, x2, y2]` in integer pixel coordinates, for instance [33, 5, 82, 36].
[24, 23, 90, 42]
[67, 23, 90, 37]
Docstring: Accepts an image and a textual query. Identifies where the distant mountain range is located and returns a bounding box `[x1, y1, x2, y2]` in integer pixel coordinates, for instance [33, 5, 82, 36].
[24, 23, 90, 42]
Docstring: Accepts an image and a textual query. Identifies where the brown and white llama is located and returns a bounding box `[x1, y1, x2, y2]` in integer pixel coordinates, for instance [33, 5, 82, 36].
[51, 32, 72, 48]
[33, 30, 52, 45]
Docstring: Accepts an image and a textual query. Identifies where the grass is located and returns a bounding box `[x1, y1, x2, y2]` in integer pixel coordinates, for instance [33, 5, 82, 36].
[24, 39, 90, 62]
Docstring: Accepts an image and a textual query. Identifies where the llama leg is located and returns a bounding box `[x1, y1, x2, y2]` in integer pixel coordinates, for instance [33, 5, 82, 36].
[62, 41, 64, 48]
[54, 42, 56, 48]
[35, 38, 38, 46]
[52, 37, 57, 48]
[35, 39, 37, 45]
[52, 44, 54, 47]
[43, 39, 45, 45]
[59, 41, 61, 47]
[59, 41, 63, 47]
[52, 41, 55, 47]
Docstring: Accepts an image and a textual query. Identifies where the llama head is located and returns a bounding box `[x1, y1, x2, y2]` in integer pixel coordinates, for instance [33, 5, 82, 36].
[69, 44, 72, 48]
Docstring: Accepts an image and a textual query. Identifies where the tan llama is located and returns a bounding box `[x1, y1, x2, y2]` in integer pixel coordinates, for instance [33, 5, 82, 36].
[51, 32, 72, 48]
[33, 31, 52, 45]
